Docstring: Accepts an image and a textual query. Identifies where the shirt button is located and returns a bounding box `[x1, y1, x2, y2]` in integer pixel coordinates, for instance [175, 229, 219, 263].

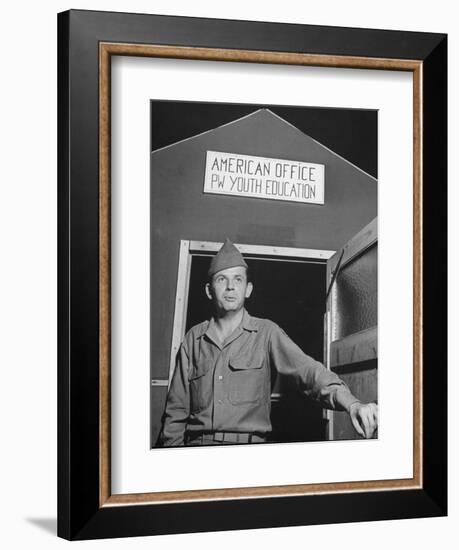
[218, 375, 223, 380]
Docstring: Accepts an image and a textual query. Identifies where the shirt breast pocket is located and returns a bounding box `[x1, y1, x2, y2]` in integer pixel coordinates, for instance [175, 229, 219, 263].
[228, 356, 265, 405]
[189, 363, 211, 413]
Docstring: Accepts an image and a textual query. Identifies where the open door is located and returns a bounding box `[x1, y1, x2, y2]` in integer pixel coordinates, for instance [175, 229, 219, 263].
[325, 218, 377, 440]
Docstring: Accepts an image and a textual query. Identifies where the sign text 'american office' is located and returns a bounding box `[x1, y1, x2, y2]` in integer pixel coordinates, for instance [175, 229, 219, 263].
[204, 151, 325, 205]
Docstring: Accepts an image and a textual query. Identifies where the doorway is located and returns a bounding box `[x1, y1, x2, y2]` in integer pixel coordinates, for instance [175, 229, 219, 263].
[180, 242, 331, 443]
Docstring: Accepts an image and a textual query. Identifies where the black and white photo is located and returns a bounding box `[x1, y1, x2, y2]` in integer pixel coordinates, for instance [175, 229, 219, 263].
[149, 101, 378, 448]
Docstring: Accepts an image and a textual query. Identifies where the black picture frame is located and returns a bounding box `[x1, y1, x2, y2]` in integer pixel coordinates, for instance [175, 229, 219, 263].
[57, 9, 447, 540]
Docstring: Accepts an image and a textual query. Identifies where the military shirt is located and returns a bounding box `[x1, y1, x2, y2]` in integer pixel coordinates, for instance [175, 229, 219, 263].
[160, 309, 359, 446]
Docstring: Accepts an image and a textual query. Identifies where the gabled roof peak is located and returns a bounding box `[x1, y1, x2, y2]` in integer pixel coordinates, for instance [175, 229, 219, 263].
[152, 107, 376, 181]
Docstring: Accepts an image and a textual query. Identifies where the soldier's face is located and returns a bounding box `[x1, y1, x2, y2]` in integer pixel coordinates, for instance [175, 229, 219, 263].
[205, 266, 253, 314]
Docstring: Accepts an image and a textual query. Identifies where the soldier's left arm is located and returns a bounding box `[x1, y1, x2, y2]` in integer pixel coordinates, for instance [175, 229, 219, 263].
[268, 323, 378, 438]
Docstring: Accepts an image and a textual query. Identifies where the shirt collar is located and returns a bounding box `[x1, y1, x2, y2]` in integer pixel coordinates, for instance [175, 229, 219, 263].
[197, 308, 258, 340]
[240, 308, 259, 332]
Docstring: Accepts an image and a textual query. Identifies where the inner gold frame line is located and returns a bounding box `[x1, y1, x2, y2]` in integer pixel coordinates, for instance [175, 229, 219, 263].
[98, 42, 423, 507]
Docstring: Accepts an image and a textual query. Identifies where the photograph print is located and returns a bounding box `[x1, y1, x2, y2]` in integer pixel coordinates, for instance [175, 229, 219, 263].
[149, 100, 378, 448]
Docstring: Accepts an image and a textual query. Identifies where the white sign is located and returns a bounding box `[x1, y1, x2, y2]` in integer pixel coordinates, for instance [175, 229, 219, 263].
[203, 150, 325, 205]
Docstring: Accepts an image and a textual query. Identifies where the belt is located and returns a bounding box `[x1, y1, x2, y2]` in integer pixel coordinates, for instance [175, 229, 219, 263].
[187, 431, 266, 444]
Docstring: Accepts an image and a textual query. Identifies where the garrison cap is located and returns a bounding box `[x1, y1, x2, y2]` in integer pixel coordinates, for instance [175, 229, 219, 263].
[208, 238, 248, 278]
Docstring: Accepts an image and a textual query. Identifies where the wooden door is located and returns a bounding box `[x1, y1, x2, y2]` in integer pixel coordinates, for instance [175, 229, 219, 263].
[325, 218, 378, 440]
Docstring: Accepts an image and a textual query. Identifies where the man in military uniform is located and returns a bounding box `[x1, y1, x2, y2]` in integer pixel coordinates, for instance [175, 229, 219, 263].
[159, 238, 378, 446]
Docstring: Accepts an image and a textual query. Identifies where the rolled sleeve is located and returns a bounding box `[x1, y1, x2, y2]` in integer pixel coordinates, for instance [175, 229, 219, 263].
[268, 324, 360, 412]
[159, 343, 191, 446]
